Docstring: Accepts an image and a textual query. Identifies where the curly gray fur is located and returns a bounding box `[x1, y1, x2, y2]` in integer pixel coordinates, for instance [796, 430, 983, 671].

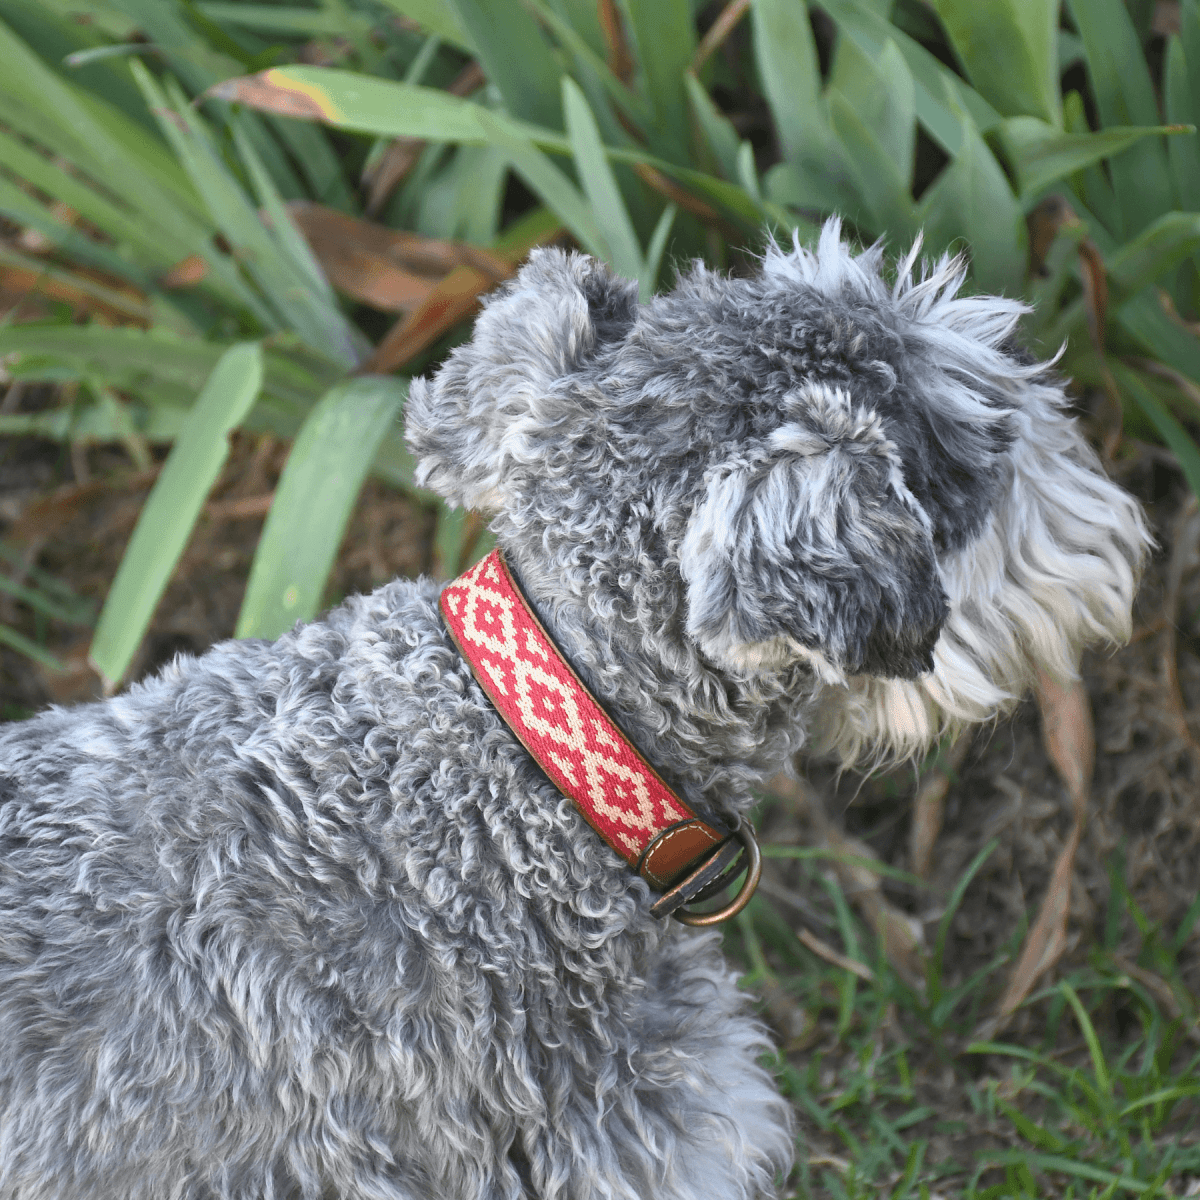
[0, 221, 1149, 1199]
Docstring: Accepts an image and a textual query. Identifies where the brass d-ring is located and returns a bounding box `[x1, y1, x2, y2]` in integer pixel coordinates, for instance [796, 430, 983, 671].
[673, 817, 762, 928]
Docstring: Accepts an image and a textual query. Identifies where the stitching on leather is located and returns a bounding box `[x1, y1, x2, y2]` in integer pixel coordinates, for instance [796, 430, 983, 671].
[642, 823, 721, 888]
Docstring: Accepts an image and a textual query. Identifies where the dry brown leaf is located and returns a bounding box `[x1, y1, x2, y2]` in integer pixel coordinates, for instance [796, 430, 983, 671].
[361, 62, 486, 216]
[357, 264, 498, 375]
[204, 492, 275, 522]
[1153, 0, 1182, 35]
[766, 773, 925, 987]
[159, 253, 209, 289]
[363, 137, 426, 218]
[206, 71, 336, 120]
[693, 0, 751, 73]
[286, 202, 515, 314]
[1025, 193, 1077, 279]
[632, 162, 734, 234]
[358, 223, 561, 376]
[909, 732, 972, 880]
[1035, 670, 1094, 821]
[987, 820, 1082, 1033]
[984, 673, 1095, 1033]
[286, 204, 513, 315]
[796, 928, 876, 982]
[0, 262, 151, 325]
[597, 0, 634, 83]
[1162, 495, 1200, 761]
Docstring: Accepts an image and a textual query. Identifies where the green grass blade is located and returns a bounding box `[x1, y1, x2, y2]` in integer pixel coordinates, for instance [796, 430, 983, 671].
[619, 0, 696, 162]
[136, 65, 362, 363]
[918, 98, 1027, 295]
[1110, 361, 1200, 501]
[562, 76, 642, 280]
[642, 203, 676, 300]
[476, 109, 608, 260]
[751, 0, 828, 165]
[0, 127, 177, 268]
[1002, 118, 1193, 203]
[1107, 212, 1200, 296]
[0, 623, 65, 672]
[931, 0, 1059, 123]
[930, 839, 998, 1003]
[1059, 982, 1113, 1099]
[89, 343, 264, 688]
[0, 323, 334, 414]
[448, 0, 562, 130]
[208, 67, 544, 145]
[371, 0, 475, 53]
[685, 72, 740, 181]
[828, 86, 918, 240]
[0, 175, 148, 285]
[1116, 291, 1200, 384]
[236, 376, 406, 640]
[828, 37, 916, 188]
[232, 125, 336, 304]
[819, 0, 1002, 153]
[0, 573, 93, 626]
[1066, 0, 1173, 234]
[523, 0, 654, 133]
[1165, 37, 1200, 209]
[208, 66, 782, 237]
[194, 4, 372, 35]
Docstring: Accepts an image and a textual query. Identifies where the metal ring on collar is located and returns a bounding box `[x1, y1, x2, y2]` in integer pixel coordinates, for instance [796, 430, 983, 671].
[672, 817, 762, 928]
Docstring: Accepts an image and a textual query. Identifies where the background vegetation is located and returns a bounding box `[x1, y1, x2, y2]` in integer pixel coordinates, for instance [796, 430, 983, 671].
[0, 0, 1199, 1194]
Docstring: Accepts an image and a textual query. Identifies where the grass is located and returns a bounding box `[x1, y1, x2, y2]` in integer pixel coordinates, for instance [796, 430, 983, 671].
[726, 808, 1200, 1198]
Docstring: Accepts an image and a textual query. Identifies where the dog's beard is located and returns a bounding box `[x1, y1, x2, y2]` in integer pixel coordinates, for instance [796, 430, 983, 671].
[803, 380, 1149, 769]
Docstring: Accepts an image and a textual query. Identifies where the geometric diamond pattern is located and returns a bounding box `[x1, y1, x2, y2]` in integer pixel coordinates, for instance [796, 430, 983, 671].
[440, 550, 715, 866]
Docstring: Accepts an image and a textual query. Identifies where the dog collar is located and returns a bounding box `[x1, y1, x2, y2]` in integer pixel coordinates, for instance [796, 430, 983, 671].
[439, 549, 760, 924]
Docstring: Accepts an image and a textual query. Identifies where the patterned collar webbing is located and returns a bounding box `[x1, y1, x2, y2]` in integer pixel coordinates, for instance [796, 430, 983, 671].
[439, 549, 731, 891]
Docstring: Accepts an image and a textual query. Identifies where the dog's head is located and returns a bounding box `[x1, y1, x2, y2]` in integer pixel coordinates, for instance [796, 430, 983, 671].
[406, 222, 1149, 765]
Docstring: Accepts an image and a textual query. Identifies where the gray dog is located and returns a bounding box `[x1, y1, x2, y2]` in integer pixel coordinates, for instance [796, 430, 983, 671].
[0, 222, 1148, 1199]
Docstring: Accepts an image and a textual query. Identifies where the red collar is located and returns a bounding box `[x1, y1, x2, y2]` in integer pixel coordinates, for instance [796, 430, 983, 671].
[440, 549, 759, 924]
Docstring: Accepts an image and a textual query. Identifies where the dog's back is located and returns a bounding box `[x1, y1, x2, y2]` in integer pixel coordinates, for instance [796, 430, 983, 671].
[0, 576, 787, 1199]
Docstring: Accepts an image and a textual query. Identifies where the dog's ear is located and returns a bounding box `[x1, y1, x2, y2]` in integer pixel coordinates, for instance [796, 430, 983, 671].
[404, 248, 638, 512]
[679, 384, 950, 680]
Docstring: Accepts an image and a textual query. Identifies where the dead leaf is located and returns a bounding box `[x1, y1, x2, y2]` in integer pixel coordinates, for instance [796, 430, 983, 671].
[206, 70, 339, 121]
[987, 820, 1082, 1032]
[693, 0, 751, 73]
[357, 221, 562, 376]
[356, 264, 497, 375]
[1162, 495, 1200, 761]
[796, 927, 876, 982]
[1153, 0, 1181, 35]
[361, 62, 485, 216]
[632, 162, 731, 230]
[159, 253, 209, 288]
[363, 137, 426, 218]
[287, 201, 514, 314]
[767, 773, 926, 987]
[598, 0, 634, 84]
[910, 732, 973, 880]
[1025, 193, 1077, 279]
[204, 492, 275, 522]
[984, 673, 1095, 1033]
[1036, 671, 1094, 820]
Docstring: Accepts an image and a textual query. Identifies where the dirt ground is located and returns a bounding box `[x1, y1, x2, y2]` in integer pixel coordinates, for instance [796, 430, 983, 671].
[1, 384, 1198, 1188]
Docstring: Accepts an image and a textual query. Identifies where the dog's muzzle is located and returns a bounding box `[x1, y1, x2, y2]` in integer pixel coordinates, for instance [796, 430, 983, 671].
[440, 549, 760, 924]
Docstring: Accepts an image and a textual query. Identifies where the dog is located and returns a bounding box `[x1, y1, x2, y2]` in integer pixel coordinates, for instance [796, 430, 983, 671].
[0, 221, 1149, 1199]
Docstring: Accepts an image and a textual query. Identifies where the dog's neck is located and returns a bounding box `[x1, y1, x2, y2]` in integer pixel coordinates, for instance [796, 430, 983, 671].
[501, 542, 813, 827]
